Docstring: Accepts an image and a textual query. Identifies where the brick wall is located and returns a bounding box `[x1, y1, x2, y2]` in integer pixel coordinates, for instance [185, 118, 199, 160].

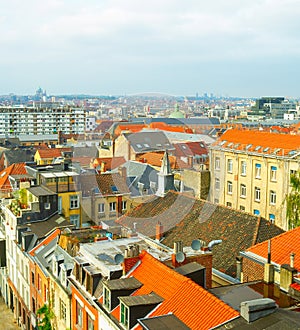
[242, 257, 264, 282]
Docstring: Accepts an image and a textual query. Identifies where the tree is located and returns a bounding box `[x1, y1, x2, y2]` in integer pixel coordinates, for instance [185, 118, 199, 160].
[37, 304, 53, 330]
[285, 171, 300, 229]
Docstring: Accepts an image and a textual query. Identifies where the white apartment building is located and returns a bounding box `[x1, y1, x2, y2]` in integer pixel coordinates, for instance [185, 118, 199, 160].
[209, 129, 300, 230]
[0, 105, 85, 136]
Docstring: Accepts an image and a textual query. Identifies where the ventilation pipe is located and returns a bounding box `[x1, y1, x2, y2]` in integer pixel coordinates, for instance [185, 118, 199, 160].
[208, 240, 222, 251]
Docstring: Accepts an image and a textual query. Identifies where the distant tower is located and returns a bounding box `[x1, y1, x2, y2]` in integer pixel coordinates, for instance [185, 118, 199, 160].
[156, 150, 175, 197]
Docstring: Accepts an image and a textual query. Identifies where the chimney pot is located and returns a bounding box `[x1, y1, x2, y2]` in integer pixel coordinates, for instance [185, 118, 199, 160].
[290, 253, 295, 268]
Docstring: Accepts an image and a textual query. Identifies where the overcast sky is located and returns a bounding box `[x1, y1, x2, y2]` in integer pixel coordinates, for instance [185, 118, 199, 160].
[1, 0, 300, 97]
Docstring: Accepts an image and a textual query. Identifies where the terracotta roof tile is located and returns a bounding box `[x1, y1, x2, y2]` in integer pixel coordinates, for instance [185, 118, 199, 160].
[117, 192, 284, 276]
[37, 148, 62, 159]
[128, 251, 238, 330]
[136, 152, 182, 169]
[93, 157, 126, 171]
[0, 163, 27, 192]
[214, 129, 300, 156]
[246, 226, 300, 269]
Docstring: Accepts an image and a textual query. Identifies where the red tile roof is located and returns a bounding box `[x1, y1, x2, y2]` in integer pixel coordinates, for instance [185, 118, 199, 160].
[93, 157, 126, 171]
[246, 226, 300, 269]
[36, 148, 62, 159]
[0, 163, 27, 193]
[122, 251, 239, 330]
[136, 152, 186, 169]
[214, 129, 300, 156]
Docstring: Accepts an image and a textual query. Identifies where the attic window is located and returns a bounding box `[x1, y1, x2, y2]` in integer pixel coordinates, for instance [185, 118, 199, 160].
[0, 172, 6, 178]
[111, 185, 118, 193]
[181, 145, 187, 149]
[120, 303, 129, 327]
[273, 148, 281, 154]
[136, 144, 142, 148]
[245, 144, 252, 150]
[289, 150, 297, 156]
[200, 143, 205, 147]
[144, 143, 150, 148]
[227, 142, 233, 147]
[263, 147, 270, 152]
[156, 143, 162, 147]
[219, 140, 226, 146]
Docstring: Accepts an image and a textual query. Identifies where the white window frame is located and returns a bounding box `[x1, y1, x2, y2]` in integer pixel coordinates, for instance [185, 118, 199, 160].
[270, 190, 276, 205]
[270, 166, 277, 181]
[255, 187, 261, 202]
[227, 181, 233, 195]
[241, 161, 247, 176]
[255, 164, 261, 179]
[98, 203, 105, 213]
[227, 159, 233, 173]
[240, 184, 246, 198]
[109, 202, 116, 212]
[70, 194, 79, 209]
[122, 200, 127, 211]
[215, 157, 220, 170]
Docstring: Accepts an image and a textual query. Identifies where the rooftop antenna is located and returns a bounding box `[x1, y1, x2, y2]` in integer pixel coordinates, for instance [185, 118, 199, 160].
[114, 253, 124, 264]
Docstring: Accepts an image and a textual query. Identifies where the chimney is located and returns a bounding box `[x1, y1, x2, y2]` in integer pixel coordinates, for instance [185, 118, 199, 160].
[172, 241, 184, 268]
[155, 221, 164, 241]
[236, 256, 242, 281]
[122, 244, 140, 275]
[240, 298, 277, 323]
[264, 240, 274, 284]
[118, 166, 127, 178]
[280, 252, 297, 292]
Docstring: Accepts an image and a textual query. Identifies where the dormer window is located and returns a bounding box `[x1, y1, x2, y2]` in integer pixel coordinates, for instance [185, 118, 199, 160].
[120, 303, 129, 328]
[103, 286, 111, 310]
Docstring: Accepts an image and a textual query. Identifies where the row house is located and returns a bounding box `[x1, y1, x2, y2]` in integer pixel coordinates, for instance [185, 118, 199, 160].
[80, 172, 132, 226]
[209, 129, 300, 230]
[26, 163, 82, 227]
[0, 180, 71, 330]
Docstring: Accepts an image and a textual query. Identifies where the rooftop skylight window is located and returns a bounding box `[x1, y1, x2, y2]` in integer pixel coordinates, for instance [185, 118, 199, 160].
[245, 144, 252, 150]
[263, 147, 270, 152]
[136, 144, 142, 148]
[255, 146, 261, 151]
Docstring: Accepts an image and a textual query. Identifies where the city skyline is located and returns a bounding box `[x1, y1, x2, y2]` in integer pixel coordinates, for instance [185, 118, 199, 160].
[1, 1, 300, 98]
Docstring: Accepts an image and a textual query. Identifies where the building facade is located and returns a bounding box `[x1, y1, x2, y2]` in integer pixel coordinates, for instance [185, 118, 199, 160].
[209, 129, 300, 230]
[0, 105, 85, 136]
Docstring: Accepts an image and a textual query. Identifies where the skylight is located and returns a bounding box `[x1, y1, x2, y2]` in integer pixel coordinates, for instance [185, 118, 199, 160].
[255, 146, 261, 151]
[245, 144, 252, 150]
[136, 144, 142, 148]
[263, 147, 270, 152]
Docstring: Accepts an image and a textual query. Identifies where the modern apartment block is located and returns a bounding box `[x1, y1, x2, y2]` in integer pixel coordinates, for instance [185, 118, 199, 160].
[209, 129, 300, 230]
[0, 104, 85, 136]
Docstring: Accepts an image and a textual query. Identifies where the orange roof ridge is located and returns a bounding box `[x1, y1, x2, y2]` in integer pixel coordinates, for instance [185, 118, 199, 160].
[29, 228, 60, 256]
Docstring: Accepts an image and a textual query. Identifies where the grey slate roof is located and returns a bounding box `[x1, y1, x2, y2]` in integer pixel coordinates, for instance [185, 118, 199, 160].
[123, 131, 173, 153]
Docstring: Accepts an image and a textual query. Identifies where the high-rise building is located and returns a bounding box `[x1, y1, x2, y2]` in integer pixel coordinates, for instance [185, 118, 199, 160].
[0, 104, 85, 136]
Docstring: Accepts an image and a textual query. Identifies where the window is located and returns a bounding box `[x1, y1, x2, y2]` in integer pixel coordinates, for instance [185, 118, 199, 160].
[214, 198, 219, 204]
[98, 203, 105, 213]
[290, 170, 297, 185]
[227, 181, 233, 194]
[38, 274, 41, 292]
[254, 209, 260, 215]
[87, 313, 94, 330]
[76, 300, 83, 327]
[31, 271, 35, 285]
[70, 195, 79, 209]
[109, 202, 116, 212]
[215, 157, 220, 170]
[269, 214, 275, 224]
[70, 215, 80, 228]
[215, 178, 220, 190]
[120, 303, 129, 327]
[60, 299, 66, 322]
[240, 205, 245, 211]
[255, 164, 261, 179]
[270, 190, 276, 205]
[241, 161, 247, 176]
[240, 184, 246, 198]
[227, 159, 233, 173]
[103, 287, 110, 310]
[226, 202, 232, 207]
[270, 166, 277, 181]
[122, 200, 127, 211]
[255, 187, 261, 201]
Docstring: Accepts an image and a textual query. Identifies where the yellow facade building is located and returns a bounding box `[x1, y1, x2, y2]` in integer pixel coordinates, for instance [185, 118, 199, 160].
[209, 129, 300, 230]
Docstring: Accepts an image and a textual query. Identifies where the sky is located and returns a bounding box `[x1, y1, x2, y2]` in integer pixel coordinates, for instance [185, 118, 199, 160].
[1, 0, 300, 97]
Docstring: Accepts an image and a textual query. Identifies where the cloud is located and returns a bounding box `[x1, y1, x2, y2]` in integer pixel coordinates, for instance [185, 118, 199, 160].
[0, 0, 300, 95]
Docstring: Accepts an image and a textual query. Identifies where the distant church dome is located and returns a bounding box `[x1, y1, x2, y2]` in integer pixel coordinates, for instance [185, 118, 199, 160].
[169, 103, 185, 118]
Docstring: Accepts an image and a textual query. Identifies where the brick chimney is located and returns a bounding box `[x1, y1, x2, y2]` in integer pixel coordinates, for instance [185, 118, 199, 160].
[155, 221, 164, 241]
[122, 244, 140, 275]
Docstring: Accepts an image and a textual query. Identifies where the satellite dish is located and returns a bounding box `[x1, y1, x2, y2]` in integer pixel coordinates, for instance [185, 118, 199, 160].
[114, 254, 124, 264]
[191, 239, 201, 251]
[175, 251, 185, 263]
